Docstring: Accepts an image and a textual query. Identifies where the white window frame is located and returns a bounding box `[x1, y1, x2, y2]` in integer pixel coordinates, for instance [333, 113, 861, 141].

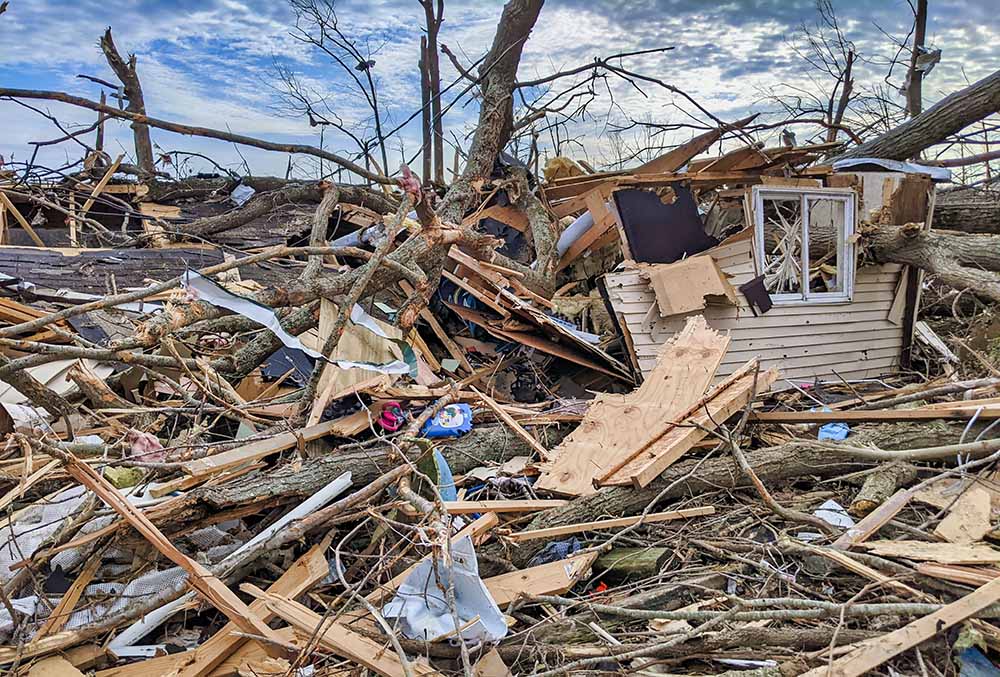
[752, 186, 857, 304]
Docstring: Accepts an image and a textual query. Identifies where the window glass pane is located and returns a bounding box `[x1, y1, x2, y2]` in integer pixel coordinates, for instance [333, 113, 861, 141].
[805, 197, 845, 295]
[760, 195, 802, 295]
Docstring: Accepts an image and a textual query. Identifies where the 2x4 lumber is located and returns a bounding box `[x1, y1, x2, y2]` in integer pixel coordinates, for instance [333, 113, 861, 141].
[750, 408, 1000, 423]
[470, 385, 550, 461]
[248, 587, 442, 676]
[832, 488, 915, 549]
[180, 410, 373, 478]
[0, 192, 45, 247]
[441, 499, 567, 514]
[398, 278, 472, 372]
[77, 154, 123, 219]
[56, 449, 287, 656]
[555, 186, 618, 271]
[506, 506, 715, 542]
[172, 543, 329, 677]
[799, 572, 1000, 676]
[441, 268, 510, 317]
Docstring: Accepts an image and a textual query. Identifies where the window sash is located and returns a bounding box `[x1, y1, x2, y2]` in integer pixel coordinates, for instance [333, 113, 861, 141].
[752, 187, 856, 304]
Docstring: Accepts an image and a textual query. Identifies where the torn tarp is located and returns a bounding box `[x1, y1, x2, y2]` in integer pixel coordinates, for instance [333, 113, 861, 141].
[182, 270, 414, 376]
[382, 535, 507, 644]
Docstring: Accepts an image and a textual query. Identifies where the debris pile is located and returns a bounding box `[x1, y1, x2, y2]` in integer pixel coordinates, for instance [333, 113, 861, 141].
[4, 84, 1000, 677]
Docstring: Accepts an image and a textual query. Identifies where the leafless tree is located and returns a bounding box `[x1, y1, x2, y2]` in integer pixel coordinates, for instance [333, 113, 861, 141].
[281, 0, 393, 179]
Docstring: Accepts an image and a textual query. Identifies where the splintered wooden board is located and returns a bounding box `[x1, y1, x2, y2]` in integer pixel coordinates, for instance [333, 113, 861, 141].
[600, 364, 779, 488]
[180, 409, 375, 478]
[485, 552, 598, 605]
[799, 570, 1000, 677]
[252, 589, 442, 677]
[860, 541, 1000, 564]
[534, 316, 729, 497]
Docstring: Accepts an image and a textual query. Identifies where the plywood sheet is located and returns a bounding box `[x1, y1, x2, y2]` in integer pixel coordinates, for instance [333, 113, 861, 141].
[534, 316, 728, 497]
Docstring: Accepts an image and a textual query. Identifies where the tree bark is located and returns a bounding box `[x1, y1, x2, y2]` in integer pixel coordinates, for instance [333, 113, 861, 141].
[436, 0, 545, 224]
[933, 190, 1000, 233]
[504, 421, 976, 567]
[197, 424, 572, 508]
[835, 68, 1000, 161]
[100, 28, 155, 176]
[865, 222, 1000, 302]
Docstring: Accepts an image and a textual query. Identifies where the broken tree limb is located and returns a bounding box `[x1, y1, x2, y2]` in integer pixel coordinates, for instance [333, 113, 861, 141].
[0, 88, 392, 184]
[503, 422, 988, 567]
[835, 67, 1000, 161]
[849, 463, 918, 517]
[100, 29, 154, 175]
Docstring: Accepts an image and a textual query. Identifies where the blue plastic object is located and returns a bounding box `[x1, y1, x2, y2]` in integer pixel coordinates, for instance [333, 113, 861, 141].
[421, 403, 474, 438]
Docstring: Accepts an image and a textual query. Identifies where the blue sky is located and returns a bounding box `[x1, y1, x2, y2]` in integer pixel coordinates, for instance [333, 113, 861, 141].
[1, 0, 997, 180]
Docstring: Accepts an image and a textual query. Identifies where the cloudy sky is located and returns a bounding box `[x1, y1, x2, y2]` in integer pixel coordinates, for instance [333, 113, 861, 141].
[0, 0, 996, 180]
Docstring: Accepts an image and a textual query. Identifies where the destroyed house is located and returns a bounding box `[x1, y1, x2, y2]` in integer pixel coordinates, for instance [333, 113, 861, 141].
[548, 144, 944, 388]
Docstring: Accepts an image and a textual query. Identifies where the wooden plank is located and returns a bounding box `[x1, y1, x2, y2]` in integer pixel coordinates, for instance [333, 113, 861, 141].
[603, 365, 780, 488]
[916, 563, 1000, 587]
[534, 316, 729, 497]
[442, 269, 510, 317]
[506, 506, 715, 542]
[440, 499, 567, 514]
[58, 449, 287, 655]
[78, 154, 123, 219]
[32, 550, 102, 640]
[173, 543, 330, 677]
[833, 488, 914, 549]
[751, 409, 1000, 423]
[859, 541, 1000, 564]
[0, 192, 45, 247]
[555, 186, 618, 271]
[485, 551, 598, 605]
[470, 385, 550, 461]
[399, 279, 472, 372]
[248, 588, 442, 677]
[180, 409, 375, 478]
[799, 572, 1000, 676]
[634, 123, 735, 175]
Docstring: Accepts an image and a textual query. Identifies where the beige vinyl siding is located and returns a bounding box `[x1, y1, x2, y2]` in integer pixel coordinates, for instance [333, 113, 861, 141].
[606, 235, 905, 386]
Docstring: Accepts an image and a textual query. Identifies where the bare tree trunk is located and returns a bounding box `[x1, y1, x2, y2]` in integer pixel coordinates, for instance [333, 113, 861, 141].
[825, 50, 854, 144]
[100, 28, 155, 176]
[835, 68, 1000, 161]
[933, 190, 1000, 233]
[437, 0, 545, 224]
[419, 36, 433, 183]
[866, 222, 1000, 301]
[422, 0, 445, 185]
[906, 0, 928, 121]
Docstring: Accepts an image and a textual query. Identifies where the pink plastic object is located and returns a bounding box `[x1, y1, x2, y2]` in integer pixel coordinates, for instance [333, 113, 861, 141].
[378, 401, 405, 432]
